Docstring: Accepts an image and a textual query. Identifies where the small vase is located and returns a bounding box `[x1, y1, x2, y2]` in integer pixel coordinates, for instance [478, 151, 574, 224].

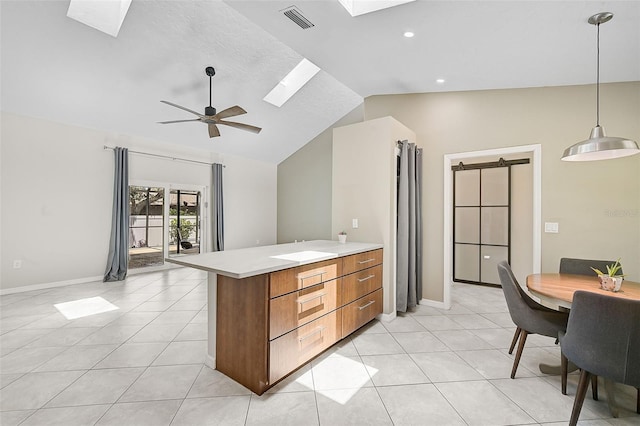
[599, 275, 623, 292]
[338, 234, 347, 244]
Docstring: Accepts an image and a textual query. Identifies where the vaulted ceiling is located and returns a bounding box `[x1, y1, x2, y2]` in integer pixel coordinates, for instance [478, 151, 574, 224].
[2, 1, 639, 164]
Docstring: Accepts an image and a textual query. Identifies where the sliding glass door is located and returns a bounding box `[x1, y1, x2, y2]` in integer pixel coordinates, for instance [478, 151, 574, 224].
[168, 189, 201, 257]
[128, 183, 205, 269]
[129, 186, 165, 268]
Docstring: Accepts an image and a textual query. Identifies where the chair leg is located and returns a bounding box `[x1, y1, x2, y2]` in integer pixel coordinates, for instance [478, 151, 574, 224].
[509, 327, 521, 354]
[591, 375, 598, 400]
[511, 330, 528, 379]
[569, 369, 591, 426]
[561, 352, 568, 395]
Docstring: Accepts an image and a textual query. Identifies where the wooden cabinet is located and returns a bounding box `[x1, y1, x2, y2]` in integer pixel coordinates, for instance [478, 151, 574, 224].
[216, 248, 382, 395]
[342, 288, 383, 336]
[270, 259, 340, 298]
[269, 278, 339, 339]
[343, 249, 383, 275]
[269, 310, 342, 384]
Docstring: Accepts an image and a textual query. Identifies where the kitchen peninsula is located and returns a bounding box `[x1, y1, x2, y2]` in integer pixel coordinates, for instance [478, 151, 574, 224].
[166, 240, 383, 394]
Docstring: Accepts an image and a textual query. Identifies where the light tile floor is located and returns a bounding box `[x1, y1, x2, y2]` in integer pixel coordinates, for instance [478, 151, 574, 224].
[1, 268, 639, 425]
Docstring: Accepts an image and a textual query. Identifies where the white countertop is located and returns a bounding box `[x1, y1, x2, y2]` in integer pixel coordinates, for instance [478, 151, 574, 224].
[165, 240, 383, 279]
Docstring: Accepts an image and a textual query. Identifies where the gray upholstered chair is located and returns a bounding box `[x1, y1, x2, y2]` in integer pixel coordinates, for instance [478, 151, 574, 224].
[559, 258, 619, 277]
[558, 257, 623, 401]
[559, 291, 640, 425]
[497, 261, 569, 378]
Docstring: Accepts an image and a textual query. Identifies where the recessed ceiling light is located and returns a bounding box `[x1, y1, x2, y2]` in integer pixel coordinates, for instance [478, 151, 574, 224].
[403, 31, 414, 38]
[67, 0, 132, 37]
[436, 79, 445, 84]
[263, 58, 321, 107]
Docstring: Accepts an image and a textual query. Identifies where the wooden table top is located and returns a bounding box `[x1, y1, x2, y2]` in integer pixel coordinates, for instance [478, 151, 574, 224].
[526, 273, 640, 306]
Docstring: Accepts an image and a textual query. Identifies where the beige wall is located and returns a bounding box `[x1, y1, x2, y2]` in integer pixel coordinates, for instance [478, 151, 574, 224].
[365, 82, 640, 301]
[276, 82, 639, 304]
[332, 117, 416, 315]
[277, 104, 364, 243]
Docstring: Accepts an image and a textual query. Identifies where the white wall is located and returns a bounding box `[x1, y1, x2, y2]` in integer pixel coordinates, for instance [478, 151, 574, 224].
[0, 112, 277, 292]
[332, 116, 417, 315]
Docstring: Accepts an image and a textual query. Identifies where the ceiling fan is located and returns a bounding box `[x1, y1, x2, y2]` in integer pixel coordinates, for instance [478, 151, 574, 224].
[159, 66, 262, 138]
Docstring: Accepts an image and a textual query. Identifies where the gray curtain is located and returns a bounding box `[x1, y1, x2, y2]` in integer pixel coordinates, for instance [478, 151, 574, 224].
[104, 147, 129, 282]
[212, 163, 224, 251]
[396, 140, 423, 312]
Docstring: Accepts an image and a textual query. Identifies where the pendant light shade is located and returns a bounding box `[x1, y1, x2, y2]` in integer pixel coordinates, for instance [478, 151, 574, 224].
[561, 12, 639, 162]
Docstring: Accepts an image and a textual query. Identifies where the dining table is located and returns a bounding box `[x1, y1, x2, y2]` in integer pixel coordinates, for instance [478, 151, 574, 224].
[526, 273, 640, 417]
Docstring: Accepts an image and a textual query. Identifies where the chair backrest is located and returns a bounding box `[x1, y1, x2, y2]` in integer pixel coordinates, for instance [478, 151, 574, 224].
[497, 261, 536, 327]
[561, 290, 640, 387]
[559, 258, 620, 276]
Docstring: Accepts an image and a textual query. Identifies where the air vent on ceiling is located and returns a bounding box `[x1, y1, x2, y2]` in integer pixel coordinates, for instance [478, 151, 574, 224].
[282, 6, 314, 29]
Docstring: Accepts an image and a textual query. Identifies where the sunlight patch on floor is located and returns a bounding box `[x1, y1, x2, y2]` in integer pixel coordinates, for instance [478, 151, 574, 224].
[295, 354, 378, 405]
[54, 296, 119, 319]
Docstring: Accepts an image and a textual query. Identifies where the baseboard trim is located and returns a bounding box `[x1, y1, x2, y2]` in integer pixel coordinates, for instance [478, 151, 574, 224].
[204, 354, 216, 370]
[378, 311, 397, 322]
[0, 275, 104, 295]
[419, 298, 449, 310]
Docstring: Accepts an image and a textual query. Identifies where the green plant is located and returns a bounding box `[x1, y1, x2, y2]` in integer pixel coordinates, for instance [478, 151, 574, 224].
[591, 259, 625, 278]
[170, 218, 196, 242]
[339, 231, 347, 235]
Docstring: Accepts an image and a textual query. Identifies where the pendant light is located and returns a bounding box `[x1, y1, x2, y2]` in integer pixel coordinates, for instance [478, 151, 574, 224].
[561, 12, 639, 161]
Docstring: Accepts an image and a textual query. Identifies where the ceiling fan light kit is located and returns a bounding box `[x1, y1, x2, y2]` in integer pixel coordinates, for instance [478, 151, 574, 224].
[159, 66, 262, 138]
[561, 12, 639, 162]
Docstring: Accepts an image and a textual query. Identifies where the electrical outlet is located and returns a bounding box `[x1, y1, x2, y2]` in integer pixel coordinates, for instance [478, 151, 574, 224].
[352, 218, 359, 229]
[544, 222, 559, 233]
[13, 260, 22, 269]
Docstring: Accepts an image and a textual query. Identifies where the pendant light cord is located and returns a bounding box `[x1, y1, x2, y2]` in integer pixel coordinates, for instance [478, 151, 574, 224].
[209, 75, 212, 108]
[596, 22, 600, 126]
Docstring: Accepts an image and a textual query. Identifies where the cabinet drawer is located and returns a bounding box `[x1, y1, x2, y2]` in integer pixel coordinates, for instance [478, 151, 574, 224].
[342, 288, 383, 337]
[270, 279, 339, 339]
[270, 259, 341, 298]
[341, 264, 382, 306]
[269, 310, 342, 384]
[342, 249, 383, 275]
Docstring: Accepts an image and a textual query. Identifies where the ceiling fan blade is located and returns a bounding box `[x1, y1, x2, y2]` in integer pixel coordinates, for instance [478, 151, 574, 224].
[160, 100, 203, 117]
[213, 105, 247, 120]
[208, 123, 221, 138]
[158, 119, 201, 124]
[217, 120, 262, 134]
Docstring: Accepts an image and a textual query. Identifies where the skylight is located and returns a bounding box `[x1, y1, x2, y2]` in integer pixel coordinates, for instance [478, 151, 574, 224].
[338, 0, 416, 17]
[263, 58, 321, 107]
[67, 0, 132, 37]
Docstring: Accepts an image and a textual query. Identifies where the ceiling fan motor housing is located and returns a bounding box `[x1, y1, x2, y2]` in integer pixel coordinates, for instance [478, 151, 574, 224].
[205, 106, 216, 116]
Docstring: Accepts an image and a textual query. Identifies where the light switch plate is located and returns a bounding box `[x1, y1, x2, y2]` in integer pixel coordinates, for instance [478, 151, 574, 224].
[352, 218, 359, 228]
[544, 222, 559, 233]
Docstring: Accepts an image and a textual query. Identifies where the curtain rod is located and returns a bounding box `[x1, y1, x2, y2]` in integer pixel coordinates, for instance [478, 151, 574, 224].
[103, 145, 224, 167]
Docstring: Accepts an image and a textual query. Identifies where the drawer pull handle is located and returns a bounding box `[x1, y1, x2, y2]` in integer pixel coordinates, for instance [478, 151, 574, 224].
[299, 326, 326, 342]
[298, 270, 326, 281]
[358, 258, 376, 265]
[298, 293, 326, 305]
[358, 274, 375, 283]
[358, 300, 376, 310]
